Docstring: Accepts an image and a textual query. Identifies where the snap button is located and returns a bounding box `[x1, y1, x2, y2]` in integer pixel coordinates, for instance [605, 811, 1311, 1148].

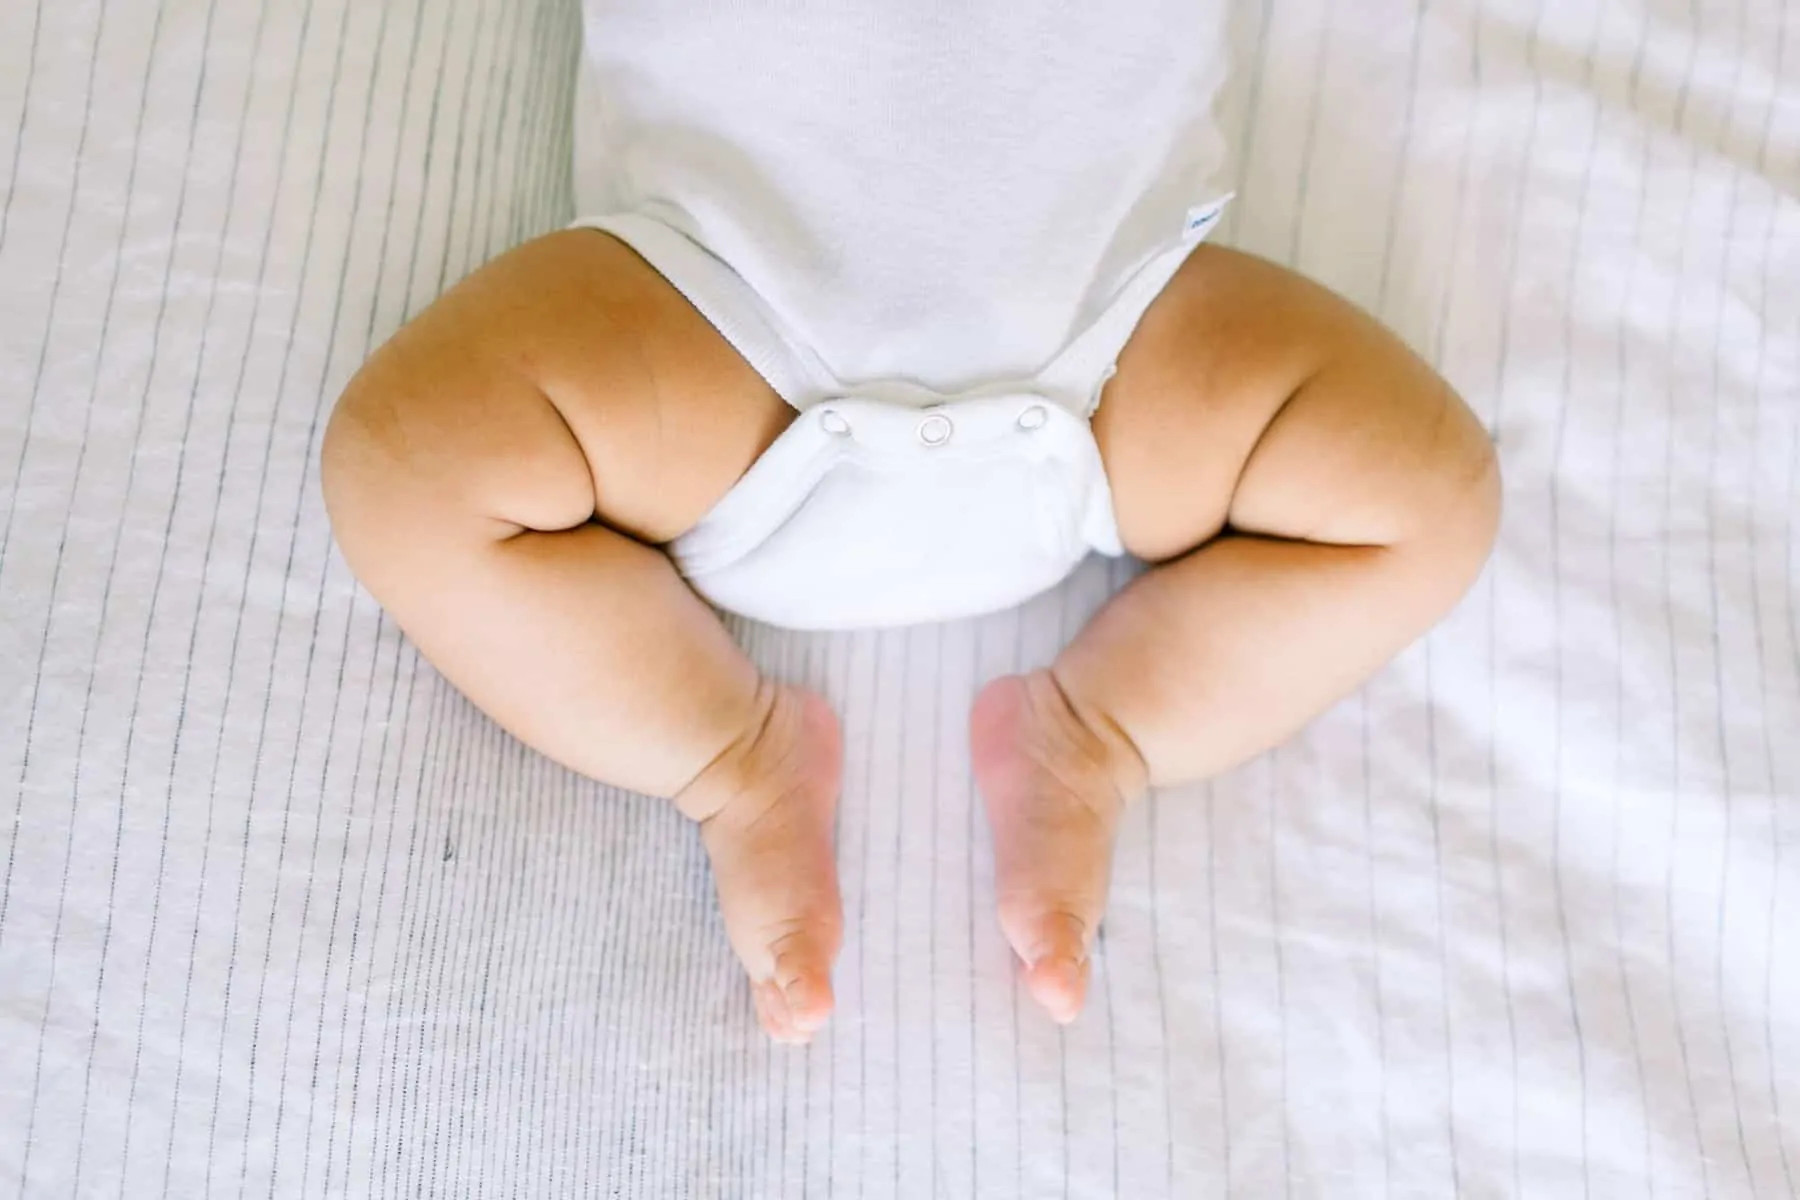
[818, 409, 851, 436]
[917, 412, 953, 447]
[1017, 404, 1049, 431]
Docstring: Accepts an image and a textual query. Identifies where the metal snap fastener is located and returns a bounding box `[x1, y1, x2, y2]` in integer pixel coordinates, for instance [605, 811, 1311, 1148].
[1017, 404, 1049, 431]
[819, 408, 851, 436]
[917, 413, 953, 447]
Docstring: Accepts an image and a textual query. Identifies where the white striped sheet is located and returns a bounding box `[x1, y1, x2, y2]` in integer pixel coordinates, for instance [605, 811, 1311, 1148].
[1, 0, 1796, 1196]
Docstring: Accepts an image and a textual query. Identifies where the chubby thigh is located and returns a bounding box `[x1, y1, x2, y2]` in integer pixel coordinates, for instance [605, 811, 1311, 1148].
[328, 228, 794, 554]
[1094, 243, 1497, 565]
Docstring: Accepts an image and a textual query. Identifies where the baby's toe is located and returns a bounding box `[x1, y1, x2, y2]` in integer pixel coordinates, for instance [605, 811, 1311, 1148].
[762, 926, 838, 1041]
[1002, 906, 1091, 1025]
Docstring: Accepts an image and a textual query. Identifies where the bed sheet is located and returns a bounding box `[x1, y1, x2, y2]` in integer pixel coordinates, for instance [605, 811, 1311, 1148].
[2, 0, 1797, 1195]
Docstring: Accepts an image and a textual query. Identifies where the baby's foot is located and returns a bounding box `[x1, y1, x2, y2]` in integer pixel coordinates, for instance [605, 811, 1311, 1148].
[681, 685, 844, 1045]
[971, 671, 1146, 1024]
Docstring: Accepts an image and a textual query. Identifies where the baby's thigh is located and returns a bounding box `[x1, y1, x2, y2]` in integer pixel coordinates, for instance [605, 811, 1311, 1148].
[1094, 245, 1493, 562]
[335, 229, 789, 546]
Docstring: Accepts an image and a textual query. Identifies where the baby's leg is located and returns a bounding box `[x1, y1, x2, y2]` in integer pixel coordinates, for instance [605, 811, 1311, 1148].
[974, 246, 1501, 1022]
[322, 231, 840, 1043]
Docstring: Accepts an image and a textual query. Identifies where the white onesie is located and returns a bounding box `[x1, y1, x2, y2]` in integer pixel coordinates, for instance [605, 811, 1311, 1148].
[572, 1, 1231, 630]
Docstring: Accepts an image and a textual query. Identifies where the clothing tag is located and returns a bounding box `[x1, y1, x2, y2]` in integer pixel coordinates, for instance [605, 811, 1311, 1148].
[1182, 193, 1234, 240]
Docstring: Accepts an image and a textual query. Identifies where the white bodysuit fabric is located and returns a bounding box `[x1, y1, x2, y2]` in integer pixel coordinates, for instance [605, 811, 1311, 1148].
[571, 1, 1231, 629]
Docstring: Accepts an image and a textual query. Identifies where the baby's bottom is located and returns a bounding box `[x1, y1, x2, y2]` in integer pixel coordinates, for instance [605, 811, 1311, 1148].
[321, 232, 1499, 1041]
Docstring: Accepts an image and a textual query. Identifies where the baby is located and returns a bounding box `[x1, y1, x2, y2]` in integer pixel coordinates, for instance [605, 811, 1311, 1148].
[321, 2, 1499, 1044]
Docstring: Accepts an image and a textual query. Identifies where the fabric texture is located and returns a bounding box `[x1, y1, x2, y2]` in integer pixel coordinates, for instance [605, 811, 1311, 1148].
[571, 0, 1231, 401]
[667, 391, 1123, 631]
[1, 0, 1797, 1196]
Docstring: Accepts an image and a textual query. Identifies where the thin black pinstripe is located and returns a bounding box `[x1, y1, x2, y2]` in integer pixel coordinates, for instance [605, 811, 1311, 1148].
[1776, 241, 1800, 1200]
[414, 675, 498, 1195]
[526, 756, 571, 1200]
[375, 682, 458, 1196]
[924, 621, 947, 1200]
[451, 0, 523, 284]
[423, 704, 503, 1194]
[1485, 2, 1548, 1189]
[590, 770, 648, 1194]
[572, 776, 621, 1200]
[1602, 6, 1661, 1191]
[526, 747, 582, 1200]
[1365, 0, 1436, 1187]
[386, 692, 485, 1194]
[1421, 9, 1488, 1187]
[588, 761, 634, 1197]
[1267, 752, 1291, 1200]
[1700, 2, 1765, 1190]
[1271, 4, 1339, 1187]
[501, 739, 558, 1199]
[303, 610, 408, 1198]
[893, 624, 910, 1200]
[857, 629, 883, 1200]
[360, 674, 462, 1196]
[499, 0, 558, 256]
[0, 0, 67, 576]
[0, 0, 46, 255]
[331, 650, 441, 1194]
[1359, 696, 1393, 1197]
[406, 697, 486, 1197]
[1205, 781, 1230, 1197]
[1220, 0, 1273, 251]
[1146, 791, 1173, 1200]
[966, 619, 981, 1200]
[1748, 10, 1799, 1191]
[1009, 609, 1025, 1200]
[257, 556, 365, 1194]
[1545, 6, 1611, 1194]
[429, 708, 511, 1198]
[1283, 0, 1334, 272]
[1655, 3, 1723, 1190]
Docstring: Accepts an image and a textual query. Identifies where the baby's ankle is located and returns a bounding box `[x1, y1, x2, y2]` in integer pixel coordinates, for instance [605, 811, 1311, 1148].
[1035, 668, 1150, 810]
[673, 681, 823, 824]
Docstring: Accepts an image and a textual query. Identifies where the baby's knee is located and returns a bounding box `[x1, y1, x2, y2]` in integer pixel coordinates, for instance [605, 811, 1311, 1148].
[321, 348, 596, 552]
[1391, 386, 1502, 585]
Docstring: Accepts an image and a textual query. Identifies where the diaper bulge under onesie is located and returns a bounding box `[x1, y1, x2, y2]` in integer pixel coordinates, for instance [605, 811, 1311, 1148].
[571, 0, 1232, 631]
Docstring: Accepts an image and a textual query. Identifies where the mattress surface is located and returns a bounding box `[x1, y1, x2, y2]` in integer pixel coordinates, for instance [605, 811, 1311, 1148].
[1, 0, 1796, 1195]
